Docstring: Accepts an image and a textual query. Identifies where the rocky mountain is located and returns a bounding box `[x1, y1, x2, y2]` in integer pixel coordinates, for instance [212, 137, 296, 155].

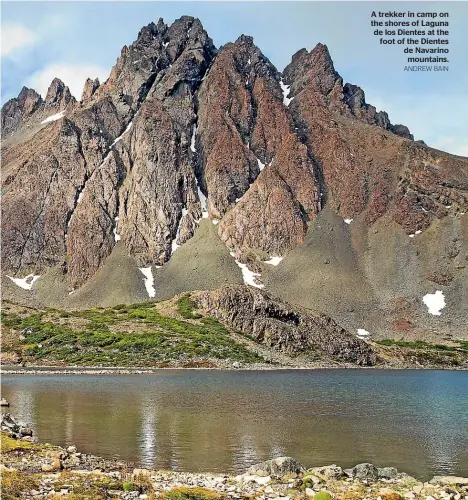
[2, 16, 467, 341]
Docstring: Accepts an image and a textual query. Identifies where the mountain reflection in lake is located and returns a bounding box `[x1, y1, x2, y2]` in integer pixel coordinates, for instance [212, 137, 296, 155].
[2, 369, 468, 481]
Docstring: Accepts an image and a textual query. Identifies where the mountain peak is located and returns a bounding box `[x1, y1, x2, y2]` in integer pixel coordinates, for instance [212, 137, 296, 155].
[45, 78, 74, 108]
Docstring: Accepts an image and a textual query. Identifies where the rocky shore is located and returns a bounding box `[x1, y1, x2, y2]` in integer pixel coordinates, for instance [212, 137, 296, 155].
[2, 414, 468, 500]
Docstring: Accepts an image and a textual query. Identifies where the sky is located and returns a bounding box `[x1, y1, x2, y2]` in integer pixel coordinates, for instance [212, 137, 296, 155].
[1, 1, 467, 156]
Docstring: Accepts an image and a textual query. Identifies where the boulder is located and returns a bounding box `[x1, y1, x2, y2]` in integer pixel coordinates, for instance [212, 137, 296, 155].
[67, 445, 77, 454]
[378, 467, 399, 480]
[308, 465, 345, 481]
[345, 463, 379, 481]
[19, 426, 33, 437]
[247, 457, 305, 477]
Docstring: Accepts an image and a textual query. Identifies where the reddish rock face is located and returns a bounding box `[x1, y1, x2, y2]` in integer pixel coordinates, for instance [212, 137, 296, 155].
[283, 43, 468, 230]
[1, 16, 467, 301]
[198, 35, 320, 258]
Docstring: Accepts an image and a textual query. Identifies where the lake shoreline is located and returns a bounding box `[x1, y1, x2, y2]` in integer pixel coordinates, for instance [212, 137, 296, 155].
[2, 420, 468, 500]
[2, 363, 468, 374]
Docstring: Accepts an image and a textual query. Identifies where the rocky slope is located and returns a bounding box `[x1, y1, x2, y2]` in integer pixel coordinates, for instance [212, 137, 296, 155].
[1, 16, 467, 340]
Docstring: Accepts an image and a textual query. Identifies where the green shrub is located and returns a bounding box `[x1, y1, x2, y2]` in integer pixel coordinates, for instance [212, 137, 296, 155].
[177, 295, 202, 319]
[122, 482, 134, 491]
[314, 492, 332, 500]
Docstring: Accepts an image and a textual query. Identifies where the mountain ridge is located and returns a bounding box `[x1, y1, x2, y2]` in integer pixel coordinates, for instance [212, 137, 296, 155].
[2, 15, 467, 340]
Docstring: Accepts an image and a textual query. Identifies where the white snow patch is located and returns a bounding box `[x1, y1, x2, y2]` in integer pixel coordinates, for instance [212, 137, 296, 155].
[139, 267, 156, 298]
[230, 252, 264, 289]
[279, 79, 293, 106]
[257, 158, 265, 171]
[415, 230, 422, 235]
[41, 111, 65, 124]
[247, 57, 251, 65]
[111, 121, 133, 147]
[77, 190, 85, 205]
[113, 217, 121, 242]
[171, 208, 188, 253]
[212, 219, 219, 225]
[132, 60, 141, 65]
[356, 328, 371, 338]
[197, 185, 208, 219]
[423, 290, 446, 316]
[344, 218, 353, 225]
[163, 41, 169, 48]
[264, 256, 283, 266]
[190, 125, 197, 153]
[409, 230, 422, 238]
[6, 274, 40, 290]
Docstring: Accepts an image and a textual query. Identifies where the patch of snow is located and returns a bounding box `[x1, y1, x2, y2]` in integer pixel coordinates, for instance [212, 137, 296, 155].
[247, 57, 251, 65]
[190, 125, 197, 153]
[163, 41, 169, 48]
[230, 252, 264, 289]
[279, 79, 293, 106]
[113, 217, 121, 242]
[257, 158, 265, 171]
[6, 274, 40, 290]
[139, 267, 156, 298]
[356, 328, 371, 338]
[344, 218, 353, 225]
[264, 256, 283, 266]
[423, 290, 446, 316]
[409, 234, 415, 238]
[77, 190, 85, 204]
[111, 121, 133, 147]
[212, 219, 219, 225]
[446, 205, 452, 209]
[415, 230, 422, 235]
[68, 289, 75, 295]
[132, 60, 141, 64]
[171, 208, 188, 254]
[197, 184, 208, 219]
[41, 111, 65, 124]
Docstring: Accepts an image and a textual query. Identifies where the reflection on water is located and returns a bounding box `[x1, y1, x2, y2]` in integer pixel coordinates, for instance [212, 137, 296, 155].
[2, 370, 468, 480]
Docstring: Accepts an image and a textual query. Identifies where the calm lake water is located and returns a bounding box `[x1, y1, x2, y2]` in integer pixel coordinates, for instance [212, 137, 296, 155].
[2, 370, 468, 480]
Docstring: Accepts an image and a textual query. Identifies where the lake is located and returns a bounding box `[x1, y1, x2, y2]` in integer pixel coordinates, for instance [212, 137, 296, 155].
[2, 369, 467, 480]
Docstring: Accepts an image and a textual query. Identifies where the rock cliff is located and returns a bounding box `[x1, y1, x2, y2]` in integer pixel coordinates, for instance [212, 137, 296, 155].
[2, 16, 467, 339]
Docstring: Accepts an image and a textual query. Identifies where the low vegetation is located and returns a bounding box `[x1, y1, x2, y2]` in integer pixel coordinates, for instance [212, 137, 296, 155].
[376, 339, 468, 367]
[1, 470, 41, 500]
[163, 487, 222, 500]
[0, 298, 262, 367]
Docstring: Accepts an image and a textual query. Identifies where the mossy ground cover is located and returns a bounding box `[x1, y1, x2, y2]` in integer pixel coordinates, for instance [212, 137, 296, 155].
[0, 297, 261, 366]
[376, 339, 468, 367]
